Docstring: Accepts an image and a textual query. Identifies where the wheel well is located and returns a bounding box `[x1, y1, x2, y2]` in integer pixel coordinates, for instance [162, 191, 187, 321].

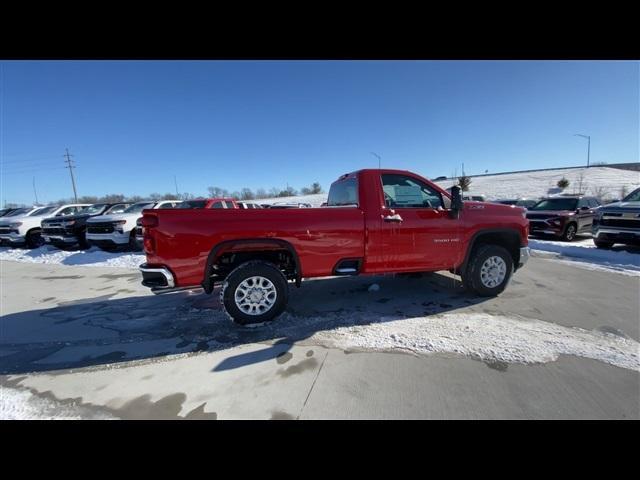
[465, 230, 521, 269]
[202, 240, 300, 293]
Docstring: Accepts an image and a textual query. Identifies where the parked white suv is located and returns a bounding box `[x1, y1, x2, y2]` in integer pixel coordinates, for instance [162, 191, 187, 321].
[0, 204, 91, 248]
[86, 200, 182, 251]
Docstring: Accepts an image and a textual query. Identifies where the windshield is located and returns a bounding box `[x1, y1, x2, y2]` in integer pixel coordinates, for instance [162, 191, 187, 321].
[123, 202, 154, 214]
[623, 188, 640, 202]
[530, 198, 578, 211]
[32, 206, 58, 216]
[5, 208, 31, 217]
[79, 204, 108, 215]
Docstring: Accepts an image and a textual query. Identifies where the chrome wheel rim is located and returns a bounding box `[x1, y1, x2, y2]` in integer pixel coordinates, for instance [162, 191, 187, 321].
[234, 276, 277, 316]
[480, 256, 507, 288]
[566, 225, 576, 240]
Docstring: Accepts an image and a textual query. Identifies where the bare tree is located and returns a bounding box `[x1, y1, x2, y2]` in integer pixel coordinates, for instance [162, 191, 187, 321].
[240, 188, 255, 200]
[590, 186, 610, 203]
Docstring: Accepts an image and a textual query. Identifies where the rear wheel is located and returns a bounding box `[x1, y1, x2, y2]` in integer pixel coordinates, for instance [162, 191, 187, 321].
[594, 239, 614, 249]
[561, 223, 577, 241]
[221, 260, 289, 326]
[461, 244, 514, 296]
[25, 229, 44, 249]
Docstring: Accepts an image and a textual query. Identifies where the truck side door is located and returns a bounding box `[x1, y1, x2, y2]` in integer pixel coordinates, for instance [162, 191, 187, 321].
[577, 198, 595, 232]
[379, 173, 463, 272]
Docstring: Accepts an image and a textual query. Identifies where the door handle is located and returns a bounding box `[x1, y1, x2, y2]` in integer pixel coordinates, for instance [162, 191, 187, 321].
[383, 214, 403, 223]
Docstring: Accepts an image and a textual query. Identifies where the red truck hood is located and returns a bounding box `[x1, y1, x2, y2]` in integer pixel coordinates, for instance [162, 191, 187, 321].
[463, 201, 525, 216]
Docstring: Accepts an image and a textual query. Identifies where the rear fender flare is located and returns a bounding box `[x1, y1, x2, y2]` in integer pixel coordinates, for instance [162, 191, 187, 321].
[201, 238, 301, 293]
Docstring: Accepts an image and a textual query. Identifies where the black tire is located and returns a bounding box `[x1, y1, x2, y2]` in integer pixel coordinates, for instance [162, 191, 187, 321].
[25, 229, 44, 249]
[561, 223, 577, 242]
[594, 239, 614, 249]
[78, 231, 90, 249]
[128, 230, 140, 251]
[221, 260, 289, 326]
[461, 244, 514, 297]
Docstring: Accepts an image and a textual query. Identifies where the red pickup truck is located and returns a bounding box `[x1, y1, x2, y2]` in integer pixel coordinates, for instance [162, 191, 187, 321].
[140, 169, 530, 325]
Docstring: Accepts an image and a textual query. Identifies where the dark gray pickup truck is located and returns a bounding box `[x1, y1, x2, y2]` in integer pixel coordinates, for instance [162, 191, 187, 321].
[592, 187, 640, 248]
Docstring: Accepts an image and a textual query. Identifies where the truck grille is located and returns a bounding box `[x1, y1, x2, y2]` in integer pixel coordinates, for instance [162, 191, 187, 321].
[42, 226, 68, 235]
[87, 222, 115, 234]
[0, 226, 13, 234]
[529, 220, 548, 229]
[600, 218, 640, 229]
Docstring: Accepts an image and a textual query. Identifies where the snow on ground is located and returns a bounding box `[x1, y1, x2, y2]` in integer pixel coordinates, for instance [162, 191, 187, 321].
[0, 385, 115, 419]
[0, 246, 144, 270]
[434, 166, 639, 201]
[306, 312, 640, 371]
[528, 237, 640, 276]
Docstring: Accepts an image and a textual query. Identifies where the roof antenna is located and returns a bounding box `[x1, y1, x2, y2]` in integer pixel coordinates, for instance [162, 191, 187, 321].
[370, 152, 381, 169]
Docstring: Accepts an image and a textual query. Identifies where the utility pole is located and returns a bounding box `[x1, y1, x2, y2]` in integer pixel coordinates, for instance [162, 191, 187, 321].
[574, 134, 591, 168]
[174, 175, 179, 197]
[370, 152, 381, 169]
[32, 176, 39, 204]
[63, 148, 78, 202]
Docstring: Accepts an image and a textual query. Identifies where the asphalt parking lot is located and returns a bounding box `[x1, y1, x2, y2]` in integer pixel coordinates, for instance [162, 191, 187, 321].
[1, 250, 638, 419]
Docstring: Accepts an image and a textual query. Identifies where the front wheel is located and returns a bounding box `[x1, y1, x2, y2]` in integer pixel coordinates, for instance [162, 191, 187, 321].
[221, 261, 289, 326]
[25, 229, 44, 249]
[594, 239, 614, 249]
[561, 223, 577, 241]
[461, 244, 514, 296]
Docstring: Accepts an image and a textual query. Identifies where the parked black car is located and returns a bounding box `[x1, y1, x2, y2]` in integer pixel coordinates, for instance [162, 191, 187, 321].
[526, 195, 602, 241]
[592, 187, 640, 248]
[41, 202, 130, 249]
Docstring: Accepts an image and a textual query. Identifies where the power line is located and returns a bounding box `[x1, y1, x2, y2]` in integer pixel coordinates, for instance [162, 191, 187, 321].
[64, 148, 78, 203]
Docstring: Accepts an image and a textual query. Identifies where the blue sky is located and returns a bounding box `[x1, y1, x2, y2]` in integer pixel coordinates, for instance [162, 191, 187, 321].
[1, 60, 638, 205]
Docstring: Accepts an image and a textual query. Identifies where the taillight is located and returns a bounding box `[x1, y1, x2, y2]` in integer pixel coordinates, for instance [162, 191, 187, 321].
[144, 237, 155, 254]
[142, 215, 158, 228]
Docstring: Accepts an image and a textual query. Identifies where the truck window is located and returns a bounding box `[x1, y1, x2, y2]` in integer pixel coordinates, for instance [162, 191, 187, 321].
[381, 174, 443, 209]
[327, 177, 358, 206]
[211, 202, 224, 209]
[224, 201, 235, 209]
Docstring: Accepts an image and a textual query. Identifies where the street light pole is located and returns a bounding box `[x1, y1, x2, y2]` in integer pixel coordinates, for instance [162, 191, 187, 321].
[574, 134, 591, 168]
[370, 152, 381, 169]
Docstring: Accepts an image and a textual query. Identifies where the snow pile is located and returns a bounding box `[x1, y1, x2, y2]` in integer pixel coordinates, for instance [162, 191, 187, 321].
[0, 386, 115, 420]
[529, 238, 640, 276]
[309, 312, 640, 371]
[0, 246, 145, 270]
[434, 166, 639, 201]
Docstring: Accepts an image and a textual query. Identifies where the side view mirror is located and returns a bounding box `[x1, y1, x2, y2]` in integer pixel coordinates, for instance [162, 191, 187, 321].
[580, 206, 590, 211]
[450, 186, 463, 219]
